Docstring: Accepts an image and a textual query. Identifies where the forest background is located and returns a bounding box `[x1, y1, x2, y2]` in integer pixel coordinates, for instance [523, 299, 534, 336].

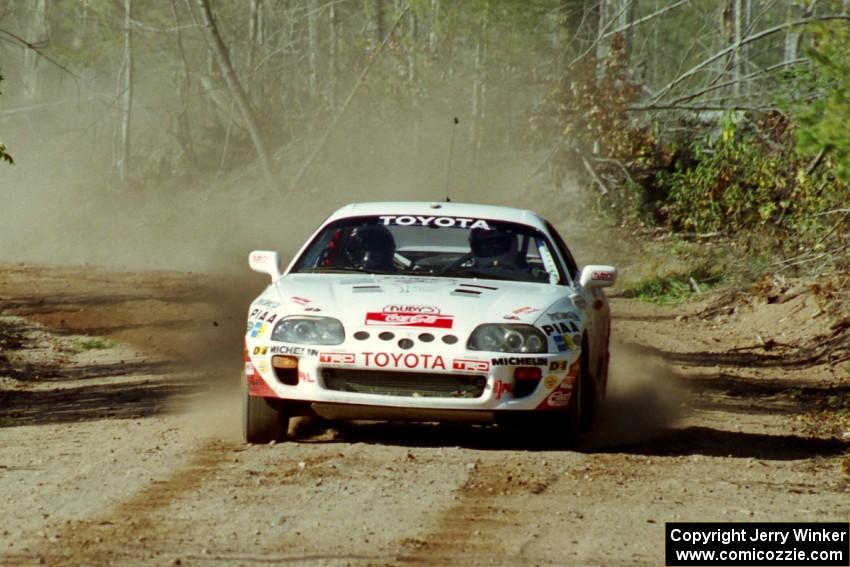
[0, 0, 848, 293]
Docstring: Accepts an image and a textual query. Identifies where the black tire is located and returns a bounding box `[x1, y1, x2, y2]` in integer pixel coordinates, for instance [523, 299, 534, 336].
[580, 359, 597, 433]
[241, 373, 289, 444]
[561, 364, 582, 449]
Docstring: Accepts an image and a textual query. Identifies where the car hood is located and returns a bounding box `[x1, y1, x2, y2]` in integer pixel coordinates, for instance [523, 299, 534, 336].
[272, 274, 567, 335]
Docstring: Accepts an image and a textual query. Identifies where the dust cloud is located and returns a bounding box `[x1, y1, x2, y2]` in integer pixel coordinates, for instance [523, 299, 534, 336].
[0, 76, 577, 277]
[587, 342, 690, 448]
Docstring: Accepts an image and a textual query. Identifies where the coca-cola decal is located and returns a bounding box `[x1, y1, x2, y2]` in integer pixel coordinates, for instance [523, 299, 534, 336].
[365, 305, 454, 329]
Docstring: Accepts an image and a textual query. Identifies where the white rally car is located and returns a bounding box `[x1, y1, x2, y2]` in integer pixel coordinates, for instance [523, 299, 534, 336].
[243, 201, 616, 447]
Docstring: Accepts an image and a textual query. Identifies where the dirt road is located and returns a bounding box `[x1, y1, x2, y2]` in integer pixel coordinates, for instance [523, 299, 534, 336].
[1, 264, 848, 566]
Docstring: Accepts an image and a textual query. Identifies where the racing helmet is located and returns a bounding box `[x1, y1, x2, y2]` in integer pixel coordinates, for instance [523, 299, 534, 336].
[469, 227, 518, 265]
[346, 225, 396, 270]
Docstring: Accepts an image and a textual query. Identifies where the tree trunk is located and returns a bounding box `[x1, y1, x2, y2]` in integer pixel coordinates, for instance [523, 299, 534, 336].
[116, 0, 133, 183]
[22, 0, 49, 99]
[371, 0, 385, 49]
[407, 8, 417, 85]
[307, 0, 319, 101]
[619, 0, 638, 64]
[784, 2, 807, 63]
[328, 2, 338, 114]
[170, 0, 197, 168]
[596, 0, 608, 65]
[73, 1, 88, 50]
[194, 0, 278, 191]
[732, 0, 743, 98]
[248, 0, 262, 72]
[429, 0, 439, 52]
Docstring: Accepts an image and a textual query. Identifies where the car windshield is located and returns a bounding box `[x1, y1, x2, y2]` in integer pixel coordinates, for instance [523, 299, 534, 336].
[291, 215, 563, 284]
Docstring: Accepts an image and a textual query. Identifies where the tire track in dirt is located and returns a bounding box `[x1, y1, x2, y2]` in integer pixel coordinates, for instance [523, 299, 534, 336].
[2, 438, 236, 566]
[396, 459, 562, 565]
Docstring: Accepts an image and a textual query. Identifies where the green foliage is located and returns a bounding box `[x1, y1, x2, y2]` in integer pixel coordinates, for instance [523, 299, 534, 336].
[655, 109, 849, 248]
[67, 337, 116, 353]
[659, 113, 790, 232]
[791, 22, 850, 182]
[623, 267, 717, 305]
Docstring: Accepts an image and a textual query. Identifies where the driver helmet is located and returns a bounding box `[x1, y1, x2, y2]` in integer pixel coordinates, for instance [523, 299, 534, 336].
[347, 225, 396, 270]
[469, 227, 518, 267]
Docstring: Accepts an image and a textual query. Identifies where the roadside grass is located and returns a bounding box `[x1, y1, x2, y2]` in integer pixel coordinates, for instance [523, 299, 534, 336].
[622, 267, 719, 305]
[66, 337, 116, 353]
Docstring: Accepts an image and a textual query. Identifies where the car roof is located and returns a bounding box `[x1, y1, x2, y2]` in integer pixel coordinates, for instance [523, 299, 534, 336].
[326, 201, 550, 231]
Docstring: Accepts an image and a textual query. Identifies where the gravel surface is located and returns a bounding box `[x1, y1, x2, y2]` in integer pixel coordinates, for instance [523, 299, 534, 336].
[1, 264, 848, 566]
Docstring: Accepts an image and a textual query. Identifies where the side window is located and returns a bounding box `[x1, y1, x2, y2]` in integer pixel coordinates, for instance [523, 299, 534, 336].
[544, 221, 579, 281]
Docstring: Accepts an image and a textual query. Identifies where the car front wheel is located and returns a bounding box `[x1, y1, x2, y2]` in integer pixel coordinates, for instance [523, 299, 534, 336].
[241, 373, 289, 444]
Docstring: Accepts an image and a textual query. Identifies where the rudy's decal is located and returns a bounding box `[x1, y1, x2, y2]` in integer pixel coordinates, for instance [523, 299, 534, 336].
[270, 345, 319, 356]
[365, 305, 454, 328]
[384, 305, 438, 313]
[494, 380, 513, 400]
[291, 296, 311, 305]
[491, 357, 547, 366]
[319, 352, 356, 365]
[592, 270, 615, 281]
[363, 352, 446, 370]
[452, 359, 490, 373]
[378, 215, 490, 230]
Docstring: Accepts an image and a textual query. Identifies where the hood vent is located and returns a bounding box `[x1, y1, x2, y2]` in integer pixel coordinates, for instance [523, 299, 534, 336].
[457, 283, 498, 291]
[451, 288, 481, 297]
[451, 282, 498, 297]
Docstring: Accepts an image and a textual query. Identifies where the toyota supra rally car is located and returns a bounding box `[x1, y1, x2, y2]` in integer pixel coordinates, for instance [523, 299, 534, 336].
[243, 201, 616, 447]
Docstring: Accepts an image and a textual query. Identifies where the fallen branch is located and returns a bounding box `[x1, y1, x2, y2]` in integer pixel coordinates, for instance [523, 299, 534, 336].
[581, 156, 609, 195]
[591, 156, 637, 188]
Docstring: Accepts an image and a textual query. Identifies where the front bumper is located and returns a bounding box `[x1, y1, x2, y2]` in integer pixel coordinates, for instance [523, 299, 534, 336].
[245, 340, 581, 414]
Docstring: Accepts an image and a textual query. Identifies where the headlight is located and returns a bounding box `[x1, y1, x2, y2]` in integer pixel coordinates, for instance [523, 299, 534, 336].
[271, 316, 345, 345]
[467, 324, 547, 353]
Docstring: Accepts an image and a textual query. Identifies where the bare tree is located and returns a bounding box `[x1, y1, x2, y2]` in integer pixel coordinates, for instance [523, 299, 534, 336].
[370, 0, 385, 49]
[170, 0, 197, 167]
[22, 0, 48, 99]
[248, 0, 265, 72]
[428, 0, 439, 52]
[618, 0, 638, 64]
[116, 0, 133, 183]
[307, 0, 319, 101]
[194, 0, 278, 191]
[328, 1, 338, 113]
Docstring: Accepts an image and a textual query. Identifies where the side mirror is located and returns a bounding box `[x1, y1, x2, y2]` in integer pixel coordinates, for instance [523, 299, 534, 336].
[579, 265, 617, 288]
[249, 250, 281, 281]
